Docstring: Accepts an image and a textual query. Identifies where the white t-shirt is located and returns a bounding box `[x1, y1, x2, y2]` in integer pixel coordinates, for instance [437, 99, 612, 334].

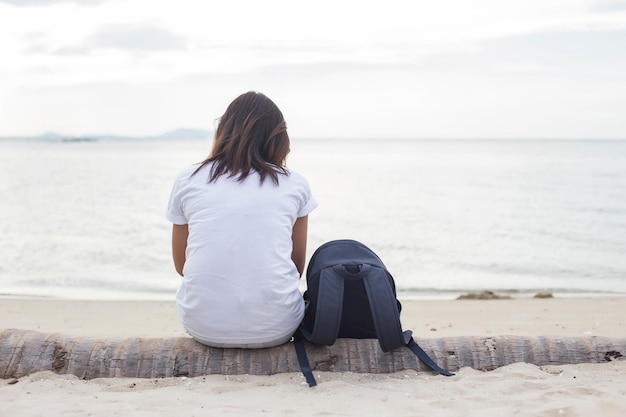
[165, 163, 317, 345]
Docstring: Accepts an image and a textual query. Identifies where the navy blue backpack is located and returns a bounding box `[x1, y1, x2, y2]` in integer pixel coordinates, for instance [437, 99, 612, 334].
[294, 239, 454, 386]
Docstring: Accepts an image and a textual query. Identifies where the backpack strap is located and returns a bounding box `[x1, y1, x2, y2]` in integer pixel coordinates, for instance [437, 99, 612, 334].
[362, 267, 406, 352]
[363, 268, 455, 376]
[298, 266, 345, 345]
[403, 331, 455, 376]
[292, 332, 317, 387]
[294, 265, 347, 387]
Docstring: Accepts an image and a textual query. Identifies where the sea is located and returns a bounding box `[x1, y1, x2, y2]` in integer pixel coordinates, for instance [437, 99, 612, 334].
[1, 137, 625, 300]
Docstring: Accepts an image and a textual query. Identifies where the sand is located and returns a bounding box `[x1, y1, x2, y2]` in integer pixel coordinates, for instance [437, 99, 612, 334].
[1, 297, 625, 416]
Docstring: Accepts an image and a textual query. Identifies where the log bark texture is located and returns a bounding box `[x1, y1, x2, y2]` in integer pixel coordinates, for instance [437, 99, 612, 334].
[1, 328, 624, 379]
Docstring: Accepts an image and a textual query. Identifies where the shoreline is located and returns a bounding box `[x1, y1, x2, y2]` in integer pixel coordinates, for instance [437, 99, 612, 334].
[2, 287, 625, 303]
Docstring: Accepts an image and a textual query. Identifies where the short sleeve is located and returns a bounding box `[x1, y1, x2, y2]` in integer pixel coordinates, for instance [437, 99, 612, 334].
[298, 194, 318, 218]
[165, 172, 189, 225]
[294, 173, 318, 218]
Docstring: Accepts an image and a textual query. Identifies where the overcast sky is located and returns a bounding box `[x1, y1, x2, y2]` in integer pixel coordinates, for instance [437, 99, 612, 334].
[1, 0, 625, 139]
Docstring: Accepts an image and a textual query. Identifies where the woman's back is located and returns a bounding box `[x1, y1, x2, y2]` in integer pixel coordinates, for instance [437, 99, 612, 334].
[165, 91, 317, 348]
[167, 162, 316, 346]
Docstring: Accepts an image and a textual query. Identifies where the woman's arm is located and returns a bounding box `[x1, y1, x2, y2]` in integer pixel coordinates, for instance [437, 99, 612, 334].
[172, 224, 189, 276]
[291, 215, 309, 277]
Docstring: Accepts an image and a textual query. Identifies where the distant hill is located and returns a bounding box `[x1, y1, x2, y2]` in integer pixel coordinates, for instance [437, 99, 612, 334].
[38, 132, 65, 140]
[0, 128, 213, 141]
[157, 128, 213, 139]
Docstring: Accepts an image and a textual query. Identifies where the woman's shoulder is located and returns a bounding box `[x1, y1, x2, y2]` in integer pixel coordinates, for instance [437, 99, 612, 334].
[282, 168, 311, 187]
[175, 163, 209, 182]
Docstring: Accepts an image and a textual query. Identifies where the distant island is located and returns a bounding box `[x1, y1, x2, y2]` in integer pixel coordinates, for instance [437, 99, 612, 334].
[0, 128, 213, 141]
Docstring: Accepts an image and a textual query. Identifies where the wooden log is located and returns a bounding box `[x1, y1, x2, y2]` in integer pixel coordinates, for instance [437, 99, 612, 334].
[1, 328, 624, 379]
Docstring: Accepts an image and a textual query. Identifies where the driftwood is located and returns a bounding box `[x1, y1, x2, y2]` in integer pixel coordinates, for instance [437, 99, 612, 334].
[1, 328, 624, 380]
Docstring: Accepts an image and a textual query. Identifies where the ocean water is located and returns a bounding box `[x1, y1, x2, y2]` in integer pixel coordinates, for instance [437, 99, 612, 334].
[1, 138, 625, 300]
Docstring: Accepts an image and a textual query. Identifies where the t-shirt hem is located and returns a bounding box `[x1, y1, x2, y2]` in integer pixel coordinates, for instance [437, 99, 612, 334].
[184, 324, 299, 347]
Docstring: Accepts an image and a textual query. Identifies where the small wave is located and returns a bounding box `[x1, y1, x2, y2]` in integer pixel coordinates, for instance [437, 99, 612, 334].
[397, 286, 626, 300]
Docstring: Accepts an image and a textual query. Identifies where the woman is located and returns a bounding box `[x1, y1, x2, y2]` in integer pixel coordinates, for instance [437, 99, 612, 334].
[165, 92, 317, 348]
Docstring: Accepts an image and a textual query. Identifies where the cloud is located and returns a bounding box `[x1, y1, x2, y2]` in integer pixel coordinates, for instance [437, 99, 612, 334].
[594, 0, 626, 12]
[474, 29, 626, 78]
[87, 26, 187, 52]
[0, 0, 107, 6]
[2, 0, 626, 139]
[53, 45, 91, 55]
[23, 43, 49, 54]
[39, 25, 189, 56]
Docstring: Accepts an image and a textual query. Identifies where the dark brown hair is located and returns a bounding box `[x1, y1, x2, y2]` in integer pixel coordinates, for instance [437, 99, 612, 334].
[193, 91, 290, 185]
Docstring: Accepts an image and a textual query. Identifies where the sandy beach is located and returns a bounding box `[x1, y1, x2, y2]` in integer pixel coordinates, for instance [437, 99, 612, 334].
[1, 297, 625, 416]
